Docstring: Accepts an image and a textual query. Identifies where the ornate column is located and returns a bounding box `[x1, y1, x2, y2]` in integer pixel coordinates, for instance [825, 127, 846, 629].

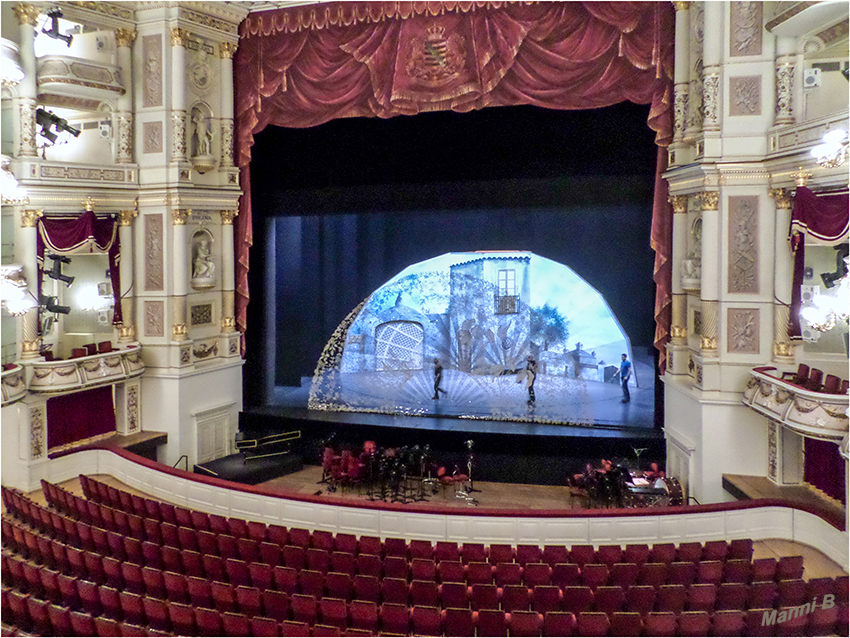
[685, 1, 704, 141]
[115, 28, 137, 164]
[770, 188, 794, 361]
[12, 3, 40, 157]
[117, 207, 138, 342]
[170, 28, 189, 164]
[698, 191, 719, 356]
[670, 2, 691, 165]
[701, 0, 722, 139]
[220, 210, 237, 332]
[670, 194, 690, 344]
[774, 36, 797, 127]
[219, 42, 237, 169]
[19, 209, 42, 358]
[171, 208, 191, 341]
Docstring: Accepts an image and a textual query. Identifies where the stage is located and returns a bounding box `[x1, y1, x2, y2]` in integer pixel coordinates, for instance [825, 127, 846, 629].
[239, 404, 664, 487]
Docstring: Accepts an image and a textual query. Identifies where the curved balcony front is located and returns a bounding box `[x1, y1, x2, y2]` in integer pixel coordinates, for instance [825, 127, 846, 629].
[743, 367, 849, 442]
[37, 55, 125, 105]
[1, 364, 27, 406]
[24, 346, 144, 395]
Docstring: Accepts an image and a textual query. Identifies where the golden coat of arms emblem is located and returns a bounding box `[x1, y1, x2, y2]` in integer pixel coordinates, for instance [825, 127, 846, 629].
[407, 24, 466, 86]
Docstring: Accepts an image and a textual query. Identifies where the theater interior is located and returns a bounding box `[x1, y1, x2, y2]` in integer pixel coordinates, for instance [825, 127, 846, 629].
[0, 1, 848, 636]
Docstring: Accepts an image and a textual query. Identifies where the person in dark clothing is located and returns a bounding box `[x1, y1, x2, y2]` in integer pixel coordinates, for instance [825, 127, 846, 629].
[618, 353, 631, 403]
[525, 355, 537, 405]
[433, 358, 447, 399]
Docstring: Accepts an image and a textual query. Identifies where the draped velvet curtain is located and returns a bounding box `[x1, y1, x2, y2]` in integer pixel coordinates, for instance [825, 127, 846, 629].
[788, 187, 849, 339]
[36, 211, 123, 326]
[46, 386, 117, 451]
[234, 1, 675, 364]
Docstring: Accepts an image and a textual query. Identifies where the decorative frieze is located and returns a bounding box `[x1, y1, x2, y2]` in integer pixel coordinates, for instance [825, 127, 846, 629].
[116, 113, 133, 162]
[767, 421, 778, 481]
[728, 76, 761, 116]
[702, 73, 720, 130]
[674, 88, 689, 139]
[220, 120, 234, 167]
[171, 111, 187, 160]
[39, 165, 128, 182]
[730, 1, 763, 57]
[774, 63, 795, 125]
[727, 308, 760, 353]
[728, 196, 759, 294]
[19, 101, 37, 157]
[30, 406, 45, 459]
[127, 384, 139, 432]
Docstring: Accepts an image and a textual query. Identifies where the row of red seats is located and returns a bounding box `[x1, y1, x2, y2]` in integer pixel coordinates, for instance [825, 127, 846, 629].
[73, 476, 759, 566]
[4, 579, 846, 638]
[4, 499, 809, 596]
[780, 364, 848, 394]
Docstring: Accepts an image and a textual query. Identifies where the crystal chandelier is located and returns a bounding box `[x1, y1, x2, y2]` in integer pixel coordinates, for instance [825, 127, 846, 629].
[810, 129, 848, 169]
[801, 257, 850, 332]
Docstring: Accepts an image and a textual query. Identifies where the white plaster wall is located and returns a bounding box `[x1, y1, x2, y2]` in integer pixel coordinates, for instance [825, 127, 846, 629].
[140, 358, 242, 468]
[1, 402, 24, 487]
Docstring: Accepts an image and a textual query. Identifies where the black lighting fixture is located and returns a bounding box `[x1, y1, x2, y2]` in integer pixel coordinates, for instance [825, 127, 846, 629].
[41, 9, 73, 46]
[821, 244, 850, 289]
[46, 253, 74, 287]
[40, 294, 71, 315]
[36, 108, 81, 145]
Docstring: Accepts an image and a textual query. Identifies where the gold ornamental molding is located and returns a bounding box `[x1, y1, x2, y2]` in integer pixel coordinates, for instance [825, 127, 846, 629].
[172, 323, 187, 338]
[792, 167, 812, 188]
[118, 209, 138, 226]
[12, 3, 41, 26]
[773, 341, 793, 358]
[671, 325, 688, 339]
[119, 325, 135, 340]
[20, 209, 43, 228]
[170, 27, 192, 48]
[172, 208, 192, 225]
[700, 336, 718, 351]
[220, 210, 238, 225]
[699, 191, 719, 211]
[219, 42, 238, 59]
[83, 196, 96, 212]
[669, 194, 690, 214]
[114, 28, 137, 48]
[672, 1, 691, 11]
[222, 316, 236, 330]
[769, 188, 793, 210]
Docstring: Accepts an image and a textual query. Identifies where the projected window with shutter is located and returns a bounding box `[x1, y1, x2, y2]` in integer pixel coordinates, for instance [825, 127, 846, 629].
[375, 321, 424, 371]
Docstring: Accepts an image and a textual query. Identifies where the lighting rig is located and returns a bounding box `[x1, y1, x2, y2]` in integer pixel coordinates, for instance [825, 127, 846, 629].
[41, 9, 73, 46]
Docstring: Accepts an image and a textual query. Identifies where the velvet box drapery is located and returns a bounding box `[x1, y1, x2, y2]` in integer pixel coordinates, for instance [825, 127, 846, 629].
[234, 1, 675, 364]
[46, 385, 117, 451]
[36, 211, 123, 326]
[788, 187, 849, 339]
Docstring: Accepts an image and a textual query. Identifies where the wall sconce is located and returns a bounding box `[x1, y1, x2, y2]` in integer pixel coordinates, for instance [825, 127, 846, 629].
[810, 129, 848, 168]
[1, 265, 36, 316]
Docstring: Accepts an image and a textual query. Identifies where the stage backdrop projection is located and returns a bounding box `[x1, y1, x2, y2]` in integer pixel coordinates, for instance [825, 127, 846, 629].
[309, 251, 634, 425]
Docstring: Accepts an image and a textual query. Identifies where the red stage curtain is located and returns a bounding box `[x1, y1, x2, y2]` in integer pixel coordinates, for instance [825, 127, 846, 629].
[36, 211, 123, 326]
[804, 437, 846, 505]
[234, 1, 674, 364]
[46, 385, 117, 451]
[788, 187, 849, 339]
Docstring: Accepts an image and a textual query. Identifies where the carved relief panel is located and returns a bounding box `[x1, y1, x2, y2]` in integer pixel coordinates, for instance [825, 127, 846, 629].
[728, 196, 759, 294]
[142, 35, 163, 108]
[727, 307, 760, 354]
[144, 214, 164, 291]
[144, 301, 164, 337]
[730, 2, 763, 57]
[728, 76, 761, 116]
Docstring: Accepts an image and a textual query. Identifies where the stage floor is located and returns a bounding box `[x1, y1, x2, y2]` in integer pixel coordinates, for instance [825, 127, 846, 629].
[271, 352, 657, 432]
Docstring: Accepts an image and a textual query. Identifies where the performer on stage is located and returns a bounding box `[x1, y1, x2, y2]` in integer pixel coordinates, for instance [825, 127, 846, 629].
[617, 353, 631, 403]
[525, 355, 537, 405]
[432, 358, 447, 400]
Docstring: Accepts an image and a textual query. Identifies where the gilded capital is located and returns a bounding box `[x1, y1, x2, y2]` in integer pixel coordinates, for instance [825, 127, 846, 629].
[114, 28, 137, 48]
[219, 41, 238, 59]
[672, 1, 691, 11]
[20, 209, 43, 228]
[669, 194, 690, 214]
[222, 316, 236, 329]
[172, 208, 192, 225]
[769, 188, 793, 210]
[12, 3, 40, 26]
[700, 336, 718, 351]
[172, 323, 187, 337]
[699, 191, 719, 211]
[170, 27, 191, 47]
[773, 341, 793, 358]
[671, 325, 688, 339]
[220, 210, 238, 225]
[118, 209, 139, 226]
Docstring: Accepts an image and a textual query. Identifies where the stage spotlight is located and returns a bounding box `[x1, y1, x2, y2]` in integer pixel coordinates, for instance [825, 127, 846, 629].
[40, 295, 71, 315]
[41, 9, 73, 46]
[821, 245, 849, 289]
[46, 253, 74, 287]
[55, 116, 80, 137]
[36, 108, 80, 146]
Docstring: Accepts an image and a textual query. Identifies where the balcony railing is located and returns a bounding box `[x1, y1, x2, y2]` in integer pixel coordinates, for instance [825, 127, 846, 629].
[743, 367, 849, 441]
[23, 346, 144, 394]
[1, 364, 27, 406]
[494, 294, 518, 314]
